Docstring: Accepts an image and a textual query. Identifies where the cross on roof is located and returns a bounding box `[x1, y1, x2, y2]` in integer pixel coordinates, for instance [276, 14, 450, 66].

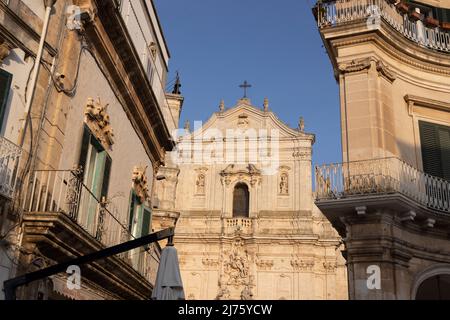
[239, 80, 252, 98]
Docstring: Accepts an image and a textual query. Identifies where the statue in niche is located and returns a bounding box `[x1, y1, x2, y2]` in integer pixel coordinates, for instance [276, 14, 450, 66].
[241, 286, 254, 300]
[279, 173, 289, 195]
[196, 174, 205, 195]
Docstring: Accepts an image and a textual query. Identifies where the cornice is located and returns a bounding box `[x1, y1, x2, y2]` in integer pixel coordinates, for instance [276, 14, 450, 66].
[324, 21, 450, 77]
[404, 94, 450, 113]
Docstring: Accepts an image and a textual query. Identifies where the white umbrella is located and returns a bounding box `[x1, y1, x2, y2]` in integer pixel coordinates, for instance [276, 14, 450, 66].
[151, 244, 185, 300]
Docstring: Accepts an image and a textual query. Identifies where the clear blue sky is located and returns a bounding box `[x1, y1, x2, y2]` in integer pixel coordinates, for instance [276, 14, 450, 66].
[154, 0, 342, 166]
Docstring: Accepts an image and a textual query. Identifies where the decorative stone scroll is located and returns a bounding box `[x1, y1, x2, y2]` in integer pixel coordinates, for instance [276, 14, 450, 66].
[376, 61, 396, 83]
[84, 97, 114, 148]
[132, 165, 149, 203]
[338, 58, 372, 74]
[292, 147, 312, 160]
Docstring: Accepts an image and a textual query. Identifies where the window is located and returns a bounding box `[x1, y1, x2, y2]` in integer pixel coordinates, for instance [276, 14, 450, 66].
[419, 121, 450, 181]
[233, 183, 249, 218]
[128, 190, 151, 238]
[0, 69, 12, 133]
[128, 190, 151, 270]
[78, 125, 112, 233]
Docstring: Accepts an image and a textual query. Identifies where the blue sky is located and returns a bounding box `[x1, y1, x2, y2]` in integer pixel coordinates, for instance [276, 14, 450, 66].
[154, 0, 342, 166]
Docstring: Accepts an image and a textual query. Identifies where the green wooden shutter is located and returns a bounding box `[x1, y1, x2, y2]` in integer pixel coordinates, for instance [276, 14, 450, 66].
[128, 191, 136, 232]
[419, 121, 450, 181]
[0, 69, 12, 132]
[141, 208, 151, 237]
[78, 126, 91, 177]
[101, 155, 112, 200]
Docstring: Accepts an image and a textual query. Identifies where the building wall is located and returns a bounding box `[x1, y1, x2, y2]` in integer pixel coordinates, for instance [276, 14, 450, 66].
[58, 51, 155, 241]
[337, 43, 450, 167]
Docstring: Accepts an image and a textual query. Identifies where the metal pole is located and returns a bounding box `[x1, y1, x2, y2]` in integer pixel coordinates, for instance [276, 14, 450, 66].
[18, 0, 57, 148]
[3, 227, 175, 300]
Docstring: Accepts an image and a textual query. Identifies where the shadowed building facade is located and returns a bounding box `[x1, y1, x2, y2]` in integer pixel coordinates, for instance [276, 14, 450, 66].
[0, 0, 182, 299]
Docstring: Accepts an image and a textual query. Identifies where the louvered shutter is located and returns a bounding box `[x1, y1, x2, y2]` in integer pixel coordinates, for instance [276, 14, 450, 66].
[0, 69, 12, 131]
[419, 121, 450, 181]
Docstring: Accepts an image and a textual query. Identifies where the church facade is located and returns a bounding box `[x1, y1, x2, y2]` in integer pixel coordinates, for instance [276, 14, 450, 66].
[153, 97, 348, 300]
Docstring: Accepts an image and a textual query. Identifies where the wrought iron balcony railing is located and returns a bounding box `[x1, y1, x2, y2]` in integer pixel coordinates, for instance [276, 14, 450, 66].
[0, 136, 22, 200]
[316, 0, 450, 53]
[23, 169, 152, 279]
[315, 157, 450, 213]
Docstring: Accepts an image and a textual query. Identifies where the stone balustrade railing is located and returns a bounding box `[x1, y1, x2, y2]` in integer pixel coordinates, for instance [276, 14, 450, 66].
[316, 0, 450, 53]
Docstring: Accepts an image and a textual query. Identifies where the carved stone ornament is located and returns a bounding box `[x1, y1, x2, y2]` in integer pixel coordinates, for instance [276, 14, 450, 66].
[338, 58, 372, 74]
[84, 97, 114, 147]
[223, 239, 251, 288]
[220, 164, 262, 187]
[291, 259, 315, 272]
[292, 147, 311, 160]
[323, 261, 338, 273]
[0, 41, 11, 64]
[256, 259, 274, 270]
[237, 113, 249, 127]
[376, 61, 396, 83]
[132, 165, 150, 203]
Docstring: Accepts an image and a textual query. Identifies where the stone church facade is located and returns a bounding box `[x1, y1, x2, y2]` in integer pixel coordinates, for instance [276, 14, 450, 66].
[153, 98, 348, 300]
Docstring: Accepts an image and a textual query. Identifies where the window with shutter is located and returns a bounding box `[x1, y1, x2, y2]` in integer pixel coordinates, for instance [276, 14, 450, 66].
[0, 69, 12, 133]
[419, 121, 450, 181]
[78, 125, 112, 232]
[233, 183, 250, 218]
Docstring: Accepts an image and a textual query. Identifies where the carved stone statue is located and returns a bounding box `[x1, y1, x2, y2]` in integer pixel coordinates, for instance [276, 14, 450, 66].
[196, 174, 205, 195]
[219, 99, 225, 112]
[241, 285, 253, 300]
[279, 173, 289, 195]
[263, 97, 269, 112]
[184, 120, 191, 132]
[298, 116, 305, 132]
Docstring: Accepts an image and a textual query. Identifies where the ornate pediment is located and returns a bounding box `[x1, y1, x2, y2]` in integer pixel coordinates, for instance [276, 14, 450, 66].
[220, 164, 262, 187]
[84, 97, 114, 148]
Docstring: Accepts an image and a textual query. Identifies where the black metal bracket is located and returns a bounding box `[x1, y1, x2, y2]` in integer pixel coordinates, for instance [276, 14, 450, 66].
[3, 227, 175, 300]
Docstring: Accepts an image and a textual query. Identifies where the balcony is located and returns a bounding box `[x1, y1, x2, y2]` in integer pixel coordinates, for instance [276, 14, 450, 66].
[20, 169, 157, 299]
[315, 157, 450, 214]
[0, 136, 21, 200]
[224, 217, 254, 235]
[315, 0, 450, 53]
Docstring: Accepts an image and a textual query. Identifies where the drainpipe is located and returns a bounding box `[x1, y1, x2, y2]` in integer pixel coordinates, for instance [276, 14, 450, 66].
[18, 0, 57, 148]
